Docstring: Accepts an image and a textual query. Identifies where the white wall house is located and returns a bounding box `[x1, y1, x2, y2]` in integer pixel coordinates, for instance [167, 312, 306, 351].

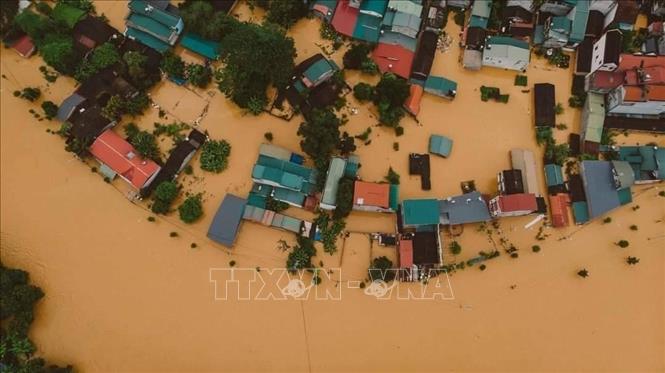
[591, 29, 622, 73]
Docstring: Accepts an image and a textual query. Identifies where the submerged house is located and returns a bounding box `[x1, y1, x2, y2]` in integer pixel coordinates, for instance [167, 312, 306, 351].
[549, 193, 571, 227]
[439, 191, 491, 226]
[616, 145, 665, 183]
[511, 149, 540, 196]
[482, 36, 530, 71]
[251, 150, 318, 208]
[353, 181, 398, 212]
[207, 194, 247, 247]
[534, 83, 556, 128]
[489, 193, 538, 217]
[579, 160, 634, 220]
[398, 199, 443, 279]
[580, 92, 606, 154]
[320, 156, 359, 210]
[125, 0, 184, 53]
[283, 54, 344, 117]
[498, 169, 525, 195]
[73, 16, 122, 52]
[89, 129, 161, 189]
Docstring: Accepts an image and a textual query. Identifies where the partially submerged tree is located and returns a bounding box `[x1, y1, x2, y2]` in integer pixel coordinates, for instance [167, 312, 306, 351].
[186, 63, 212, 88]
[384, 167, 400, 185]
[297, 108, 341, 172]
[151, 181, 179, 214]
[178, 194, 203, 223]
[41, 100, 59, 120]
[200, 139, 231, 173]
[265, 0, 309, 29]
[333, 177, 355, 219]
[286, 236, 316, 273]
[368, 256, 395, 282]
[577, 269, 589, 278]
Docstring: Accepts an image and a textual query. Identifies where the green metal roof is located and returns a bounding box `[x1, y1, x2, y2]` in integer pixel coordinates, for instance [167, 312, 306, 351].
[273, 187, 307, 206]
[180, 32, 219, 59]
[129, 0, 181, 28]
[572, 201, 589, 224]
[321, 157, 347, 207]
[657, 149, 665, 180]
[551, 16, 571, 33]
[487, 36, 529, 49]
[257, 155, 314, 180]
[247, 192, 268, 208]
[639, 147, 657, 171]
[125, 27, 170, 53]
[52, 3, 86, 29]
[252, 165, 304, 191]
[584, 93, 605, 143]
[544, 164, 564, 187]
[469, 15, 488, 29]
[424, 76, 457, 98]
[471, 0, 491, 19]
[127, 13, 173, 42]
[429, 134, 453, 157]
[402, 199, 440, 226]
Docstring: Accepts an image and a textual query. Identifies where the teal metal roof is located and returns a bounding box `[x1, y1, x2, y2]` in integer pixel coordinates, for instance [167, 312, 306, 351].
[243, 204, 266, 222]
[247, 192, 268, 208]
[429, 134, 453, 157]
[544, 164, 564, 187]
[257, 155, 314, 180]
[487, 36, 529, 49]
[424, 76, 457, 98]
[389, 184, 399, 211]
[391, 11, 421, 37]
[550, 16, 571, 33]
[127, 13, 174, 43]
[572, 201, 589, 224]
[129, 0, 181, 28]
[469, 15, 488, 29]
[321, 157, 347, 207]
[617, 187, 632, 205]
[353, 13, 383, 42]
[125, 27, 170, 52]
[271, 214, 302, 233]
[273, 187, 307, 206]
[569, 1, 589, 43]
[303, 59, 336, 84]
[657, 149, 665, 180]
[360, 0, 388, 17]
[252, 165, 305, 191]
[402, 199, 440, 226]
[180, 32, 219, 59]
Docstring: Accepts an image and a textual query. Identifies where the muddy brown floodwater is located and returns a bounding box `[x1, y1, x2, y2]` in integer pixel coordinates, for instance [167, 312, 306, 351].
[1, 2, 664, 372]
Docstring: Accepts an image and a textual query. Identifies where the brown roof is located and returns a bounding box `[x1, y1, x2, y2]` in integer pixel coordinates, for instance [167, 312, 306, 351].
[498, 193, 538, 212]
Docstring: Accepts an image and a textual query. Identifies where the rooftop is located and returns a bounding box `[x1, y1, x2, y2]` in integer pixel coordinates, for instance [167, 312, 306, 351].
[402, 199, 440, 226]
[353, 181, 391, 209]
[580, 161, 621, 219]
[207, 194, 247, 247]
[439, 191, 491, 225]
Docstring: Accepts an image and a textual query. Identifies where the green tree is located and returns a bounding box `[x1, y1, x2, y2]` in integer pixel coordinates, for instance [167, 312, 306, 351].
[18, 87, 41, 102]
[129, 131, 160, 161]
[368, 256, 395, 282]
[616, 240, 629, 248]
[123, 51, 148, 82]
[200, 139, 231, 173]
[297, 108, 340, 168]
[449, 241, 462, 255]
[353, 82, 375, 102]
[75, 42, 120, 81]
[286, 236, 316, 272]
[333, 177, 355, 219]
[265, 0, 309, 29]
[186, 63, 212, 88]
[373, 73, 409, 127]
[151, 181, 179, 214]
[40, 37, 77, 75]
[1, 0, 19, 34]
[161, 50, 186, 79]
[217, 22, 296, 110]
[626, 256, 640, 265]
[384, 167, 400, 185]
[125, 91, 151, 117]
[343, 43, 372, 70]
[41, 101, 59, 119]
[178, 194, 203, 223]
[101, 94, 124, 121]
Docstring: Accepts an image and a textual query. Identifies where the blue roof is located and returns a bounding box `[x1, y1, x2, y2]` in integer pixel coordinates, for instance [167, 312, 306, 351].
[207, 194, 247, 247]
[424, 76, 457, 98]
[580, 161, 620, 219]
[180, 32, 219, 59]
[429, 134, 453, 157]
[439, 191, 491, 225]
[57, 93, 86, 122]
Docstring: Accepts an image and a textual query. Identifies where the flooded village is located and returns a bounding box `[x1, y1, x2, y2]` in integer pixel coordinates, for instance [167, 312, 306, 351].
[1, 0, 664, 371]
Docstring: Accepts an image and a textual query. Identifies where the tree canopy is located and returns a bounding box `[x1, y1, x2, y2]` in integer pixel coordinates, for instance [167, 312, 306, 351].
[200, 139, 231, 173]
[297, 108, 341, 169]
[217, 22, 296, 112]
[368, 256, 395, 282]
[265, 0, 309, 29]
[152, 180, 179, 214]
[178, 194, 203, 223]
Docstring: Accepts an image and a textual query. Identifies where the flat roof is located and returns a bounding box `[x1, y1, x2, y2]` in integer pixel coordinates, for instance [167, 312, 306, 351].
[402, 199, 440, 226]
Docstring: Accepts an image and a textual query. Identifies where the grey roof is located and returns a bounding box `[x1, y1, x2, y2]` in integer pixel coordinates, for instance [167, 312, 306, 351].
[207, 194, 247, 247]
[439, 191, 491, 225]
[580, 161, 620, 219]
[57, 93, 86, 122]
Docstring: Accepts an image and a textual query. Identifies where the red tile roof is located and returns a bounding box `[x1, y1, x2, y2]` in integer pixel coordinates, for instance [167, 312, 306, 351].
[372, 43, 415, 79]
[549, 193, 570, 228]
[354, 181, 390, 208]
[89, 130, 160, 189]
[498, 193, 538, 212]
[399, 239, 413, 268]
[331, 0, 359, 37]
[618, 55, 665, 70]
[624, 65, 665, 85]
[12, 35, 35, 58]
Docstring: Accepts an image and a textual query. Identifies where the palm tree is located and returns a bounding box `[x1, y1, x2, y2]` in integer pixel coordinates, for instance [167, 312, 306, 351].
[577, 269, 589, 278]
[626, 256, 640, 265]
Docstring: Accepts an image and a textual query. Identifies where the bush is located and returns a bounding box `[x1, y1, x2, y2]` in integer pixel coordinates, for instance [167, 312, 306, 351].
[18, 87, 41, 102]
[101, 95, 124, 121]
[229, 260, 236, 267]
[333, 177, 354, 219]
[393, 142, 399, 151]
[178, 195, 203, 223]
[41, 101, 59, 120]
[161, 51, 185, 80]
[151, 181, 179, 214]
[368, 256, 395, 282]
[128, 129, 160, 161]
[200, 139, 231, 173]
[36, 2, 52, 15]
[384, 167, 400, 185]
[616, 240, 629, 248]
[343, 43, 372, 70]
[186, 63, 212, 88]
[147, 216, 156, 222]
[125, 91, 151, 117]
[353, 82, 374, 102]
[169, 231, 179, 237]
[569, 94, 585, 108]
[479, 264, 487, 271]
[394, 126, 404, 136]
[629, 225, 638, 231]
[286, 237, 316, 272]
[264, 132, 273, 142]
[449, 241, 462, 255]
[603, 217, 612, 224]
[555, 102, 564, 115]
[514, 75, 528, 86]
[75, 42, 120, 81]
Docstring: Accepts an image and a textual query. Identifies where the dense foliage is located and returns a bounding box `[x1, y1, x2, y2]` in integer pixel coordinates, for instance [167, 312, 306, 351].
[384, 167, 400, 185]
[314, 212, 345, 255]
[0, 262, 74, 372]
[353, 82, 374, 102]
[75, 42, 120, 81]
[178, 194, 203, 223]
[186, 64, 212, 88]
[343, 43, 374, 70]
[41, 101, 59, 120]
[161, 51, 186, 80]
[368, 256, 395, 282]
[264, 0, 309, 29]
[152, 180, 179, 214]
[217, 22, 296, 112]
[286, 237, 316, 273]
[0, 0, 19, 35]
[15, 87, 41, 102]
[124, 122, 161, 161]
[179, 0, 239, 41]
[297, 108, 341, 172]
[333, 177, 354, 219]
[200, 139, 231, 173]
[373, 73, 409, 128]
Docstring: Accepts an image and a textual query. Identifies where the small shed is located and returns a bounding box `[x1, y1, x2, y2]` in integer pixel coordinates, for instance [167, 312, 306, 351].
[12, 35, 36, 58]
[424, 76, 457, 99]
[572, 201, 589, 224]
[180, 32, 220, 60]
[208, 194, 247, 247]
[544, 164, 564, 187]
[534, 83, 555, 127]
[429, 135, 453, 157]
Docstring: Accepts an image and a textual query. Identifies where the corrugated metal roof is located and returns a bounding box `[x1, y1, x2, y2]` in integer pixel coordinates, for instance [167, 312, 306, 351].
[583, 92, 605, 143]
[321, 157, 347, 207]
[580, 161, 621, 219]
[208, 194, 247, 247]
